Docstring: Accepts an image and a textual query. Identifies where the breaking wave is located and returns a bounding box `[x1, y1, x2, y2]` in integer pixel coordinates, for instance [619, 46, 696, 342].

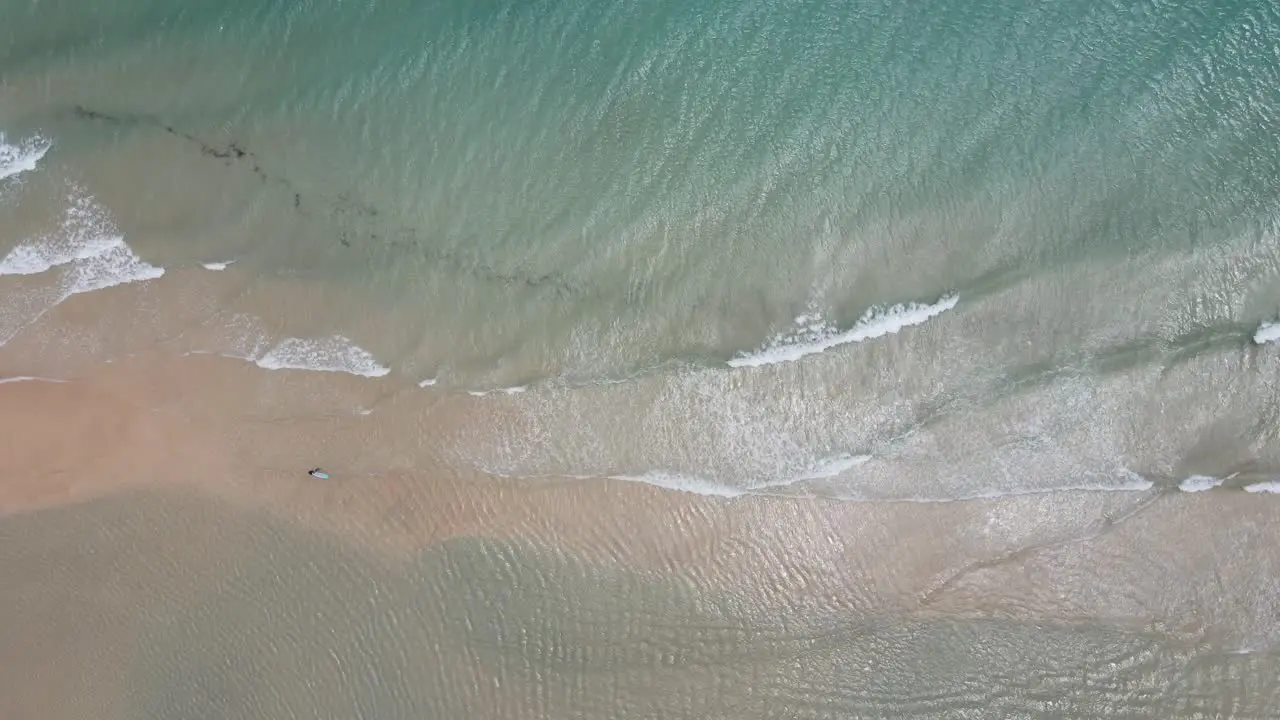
[1254, 320, 1280, 345]
[255, 336, 392, 377]
[729, 294, 959, 368]
[0, 133, 50, 183]
[0, 191, 165, 345]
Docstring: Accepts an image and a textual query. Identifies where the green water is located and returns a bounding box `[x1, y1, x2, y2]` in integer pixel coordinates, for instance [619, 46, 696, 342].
[4, 2, 1280, 712]
[5, 0, 1280, 379]
[4, 0, 1280, 489]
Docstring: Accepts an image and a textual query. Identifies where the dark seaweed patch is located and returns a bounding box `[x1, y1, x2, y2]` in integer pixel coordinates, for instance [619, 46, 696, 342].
[68, 104, 583, 298]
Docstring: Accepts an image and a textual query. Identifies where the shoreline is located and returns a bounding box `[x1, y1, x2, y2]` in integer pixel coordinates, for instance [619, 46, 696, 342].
[3, 344, 1279, 649]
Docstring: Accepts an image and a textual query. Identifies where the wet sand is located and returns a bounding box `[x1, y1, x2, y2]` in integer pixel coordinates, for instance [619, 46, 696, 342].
[4, 274, 1280, 718]
[4, 320, 1280, 630]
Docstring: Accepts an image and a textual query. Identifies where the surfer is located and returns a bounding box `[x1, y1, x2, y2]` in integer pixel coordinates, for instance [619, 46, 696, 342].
[308, 468, 329, 479]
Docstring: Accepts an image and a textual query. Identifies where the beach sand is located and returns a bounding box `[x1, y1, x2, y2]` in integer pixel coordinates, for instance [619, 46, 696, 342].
[4, 321, 1279, 626]
[4, 273, 1280, 719]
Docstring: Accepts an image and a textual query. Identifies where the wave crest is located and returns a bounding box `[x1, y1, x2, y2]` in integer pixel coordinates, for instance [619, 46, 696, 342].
[0, 133, 50, 183]
[729, 294, 958, 368]
[255, 336, 392, 377]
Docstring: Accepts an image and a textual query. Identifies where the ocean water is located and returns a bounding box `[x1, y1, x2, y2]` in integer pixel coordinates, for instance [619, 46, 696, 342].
[5, 0, 1280, 498]
[5, 490, 1280, 720]
[4, 0, 1280, 716]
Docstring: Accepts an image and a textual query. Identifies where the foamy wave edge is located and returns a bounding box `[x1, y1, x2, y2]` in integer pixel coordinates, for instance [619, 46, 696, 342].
[605, 470, 1280, 501]
[1254, 320, 1280, 345]
[0, 375, 68, 385]
[729, 293, 959, 368]
[188, 312, 392, 379]
[0, 192, 165, 345]
[254, 336, 392, 378]
[468, 385, 527, 397]
[0, 134, 50, 182]
[604, 469, 1156, 502]
[1178, 475, 1225, 493]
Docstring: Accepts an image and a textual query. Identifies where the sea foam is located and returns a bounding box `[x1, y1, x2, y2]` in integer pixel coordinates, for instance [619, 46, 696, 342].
[0, 192, 164, 344]
[604, 460, 1156, 502]
[1254, 321, 1280, 345]
[796, 453, 873, 481]
[190, 312, 393, 379]
[254, 336, 392, 377]
[0, 195, 164, 292]
[0, 134, 50, 183]
[1178, 475, 1225, 493]
[0, 375, 68, 385]
[467, 385, 528, 397]
[729, 293, 959, 367]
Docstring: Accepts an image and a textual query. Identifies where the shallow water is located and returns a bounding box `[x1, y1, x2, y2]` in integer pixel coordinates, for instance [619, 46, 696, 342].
[3, 0, 1280, 715]
[3, 490, 1279, 720]
[3, 0, 1280, 498]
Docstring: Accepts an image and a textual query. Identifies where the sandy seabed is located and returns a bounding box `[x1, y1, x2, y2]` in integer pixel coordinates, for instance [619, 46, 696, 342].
[3, 273, 1280, 719]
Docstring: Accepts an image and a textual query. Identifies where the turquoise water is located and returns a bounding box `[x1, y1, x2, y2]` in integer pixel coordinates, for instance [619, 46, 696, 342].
[6, 0, 1280, 717]
[5, 0, 1280, 492]
[5, 0, 1280, 495]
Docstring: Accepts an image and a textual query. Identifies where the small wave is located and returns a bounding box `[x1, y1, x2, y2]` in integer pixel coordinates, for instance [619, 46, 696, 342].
[0, 233, 126, 277]
[606, 453, 879, 499]
[607, 472, 754, 498]
[795, 453, 872, 481]
[201, 261, 233, 271]
[1243, 481, 1280, 494]
[0, 194, 164, 291]
[0, 134, 50, 182]
[602, 464, 1154, 502]
[417, 377, 438, 388]
[1178, 475, 1225, 493]
[0, 375, 68, 385]
[1253, 320, 1280, 345]
[467, 385, 528, 397]
[728, 293, 959, 368]
[853, 479, 1156, 504]
[254, 336, 391, 377]
[189, 314, 392, 380]
[0, 192, 164, 345]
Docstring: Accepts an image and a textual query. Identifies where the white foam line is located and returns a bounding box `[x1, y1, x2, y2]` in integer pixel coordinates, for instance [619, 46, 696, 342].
[729, 293, 959, 368]
[1178, 475, 1225, 493]
[418, 377, 438, 388]
[602, 471, 1155, 503]
[0, 234, 127, 276]
[253, 336, 391, 378]
[608, 472, 749, 498]
[1254, 321, 1280, 345]
[0, 193, 166, 346]
[480, 464, 1164, 503]
[1243, 481, 1280, 494]
[865, 478, 1157, 504]
[0, 134, 50, 182]
[0, 375, 68, 385]
[796, 453, 872, 481]
[467, 385, 528, 397]
[201, 261, 233, 271]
